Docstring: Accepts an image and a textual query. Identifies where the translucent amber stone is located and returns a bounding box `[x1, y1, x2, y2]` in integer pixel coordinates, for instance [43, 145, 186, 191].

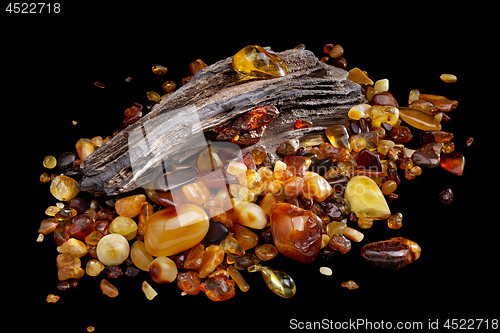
[440, 74, 457, 83]
[56, 253, 85, 280]
[177, 271, 201, 295]
[96, 234, 130, 266]
[387, 212, 403, 229]
[46, 294, 60, 303]
[114, 194, 146, 218]
[398, 108, 442, 131]
[152, 64, 168, 75]
[419, 94, 458, 112]
[100, 279, 119, 298]
[130, 240, 154, 271]
[50, 175, 80, 201]
[440, 153, 465, 176]
[149, 256, 178, 283]
[220, 236, 245, 256]
[255, 243, 278, 261]
[344, 176, 391, 219]
[75, 138, 95, 161]
[144, 204, 209, 256]
[109, 216, 138, 236]
[303, 176, 333, 202]
[350, 132, 379, 152]
[198, 245, 224, 278]
[142, 280, 158, 300]
[227, 265, 250, 292]
[182, 181, 211, 205]
[43, 155, 57, 169]
[200, 275, 235, 302]
[270, 203, 322, 263]
[411, 142, 443, 168]
[361, 237, 421, 270]
[325, 125, 351, 151]
[347, 67, 373, 85]
[261, 266, 296, 298]
[341, 280, 359, 290]
[234, 223, 259, 250]
[59, 238, 88, 258]
[369, 105, 399, 127]
[348, 104, 371, 120]
[295, 119, 312, 129]
[232, 45, 289, 79]
[86, 259, 105, 276]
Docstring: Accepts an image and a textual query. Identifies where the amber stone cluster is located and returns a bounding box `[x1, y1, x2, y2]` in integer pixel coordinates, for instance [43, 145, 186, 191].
[40, 43, 469, 303]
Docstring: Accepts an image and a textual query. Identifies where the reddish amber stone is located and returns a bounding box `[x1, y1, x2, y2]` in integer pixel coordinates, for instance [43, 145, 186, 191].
[419, 94, 458, 112]
[440, 153, 465, 176]
[270, 203, 322, 263]
[232, 105, 279, 130]
[370, 91, 399, 107]
[283, 155, 311, 178]
[200, 275, 235, 301]
[361, 237, 421, 270]
[177, 271, 201, 295]
[389, 126, 413, 144]
[357, 148, 382, 172]
[295, 119, 312, 129]
[123, 105, 142, 127]
[69, 214, 95, 240]
[328, 234, 351, 254]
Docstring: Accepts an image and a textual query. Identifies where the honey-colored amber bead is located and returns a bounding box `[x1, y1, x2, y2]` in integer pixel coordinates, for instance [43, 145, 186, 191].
[369, 105, 399, 127]
[108, 216, 138, 236]
[344, 176, 391, 220]
[348, 104, 371, 120]
[114, 194, 146, 218]
[227, 161, 247, 175]
[261, 266, 296, 298]
[58, 238, 88, 258]
[226, 200, 267, 229]
[303, 175, 333, 202]
[387, 212, 403, 229]
[295, 118, 312, 129]
[200, 275, 236, 302]
[259, 192, 277, 216]
[234, 223, 259, 250]
[189, 59, 207, 75]
[147, 91, 161, 102]
[100, 279, 119, 298]
[142, 280, 158, 300]
[144, 204, 209, 256]
[96, 234, 130, 266]
[232, 45, 289, 79]
[50, 175, 80, 201]
[347, 67, 373, 85]
[270, 203, 322, 263]
[86, 259, 105, 276]
[43, 155, 57, 169]
[440, 74, 457, 83]
[75, 138, 95, 161]
[361, 237, 421, 270]
[440, 153, 465, 176]
[220, 236, 245, 256]
[325, 125, 351, 151]
[283, 176, 305, 198]
[138, 202, 153, 236]
[149, 256, 178, 283]
[38, 218, 59, 235]
[398, 108, 442, 131]
[131, 240, 154, 271]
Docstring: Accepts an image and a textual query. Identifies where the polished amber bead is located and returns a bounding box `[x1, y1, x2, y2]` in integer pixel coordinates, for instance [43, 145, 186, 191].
[46, 294, 60, 303]
[226, 200, 267, 229]
[50, 175, 80, 201]
[182, 181, 211, 205]
[398, 108, 442, 131]
[270, 203, 322, 263]
[283, 176, 305, 198]
[284, 155, 311, 178]
[261, 266, 296, 298]
[325, 125, 351, 151]
[43, 155, 57, 169]
[100, 279, 119, 298]
[130, 240, 154, 271]
[197, 147, 224, 171]
[440, 153, 465, 176]
[200, 275, 235, 302]
[86, 259, 105, 276]
[96, 234, 130, 266]
[149, 256, 178, 283]
[108, 216, 137, 236]
[144, 204, 209, 256]
[361, 237, 421, 270]
[344, 176, 391, 220]
[232, 45, 289, 79]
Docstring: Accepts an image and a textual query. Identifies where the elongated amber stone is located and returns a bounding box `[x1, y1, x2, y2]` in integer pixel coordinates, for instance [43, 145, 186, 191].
[144, 204, 209, 256]
[419, 94, 458, 112]
[270, 203, 322, 263]
[232, 45, 289, 79]
[398, 108, 442, 131]
[261, 266, 296, 298]
[361, 237, 421, 270]
[325, 125, 351, 151]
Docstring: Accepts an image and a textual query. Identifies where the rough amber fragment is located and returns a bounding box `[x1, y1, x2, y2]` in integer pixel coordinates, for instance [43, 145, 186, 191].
[198, 245, 224, 278]
[411, 142, 443, 168]
[261, 266, 296, 298]
[114, 194, 146, 218]
[344, 176, 391, 219]
[38, 218, 59, 235]
[341, 280, 359, 290]
[59, 238, 88, 258]
[325, 125, 351, 151]
[144, 204, 209, 256]
[328, 234, 351, 254]
[200, 275, 236, 302]
[86, 259, 105, 276]
[419, 94, 458, 111]
[233, 105, 279, 130]
[270, 203, 322, 263]
[100, 279, 119, 298]
[50, 175, 80, 201]
[56, 253, 85, 280]
[255, 243, 278, 261]
[46, 294, 60, 303]
[152, 63, 168, 75]
[387, 212, 403, 229]
[440, 153, 465, 176]
[295, 119, 312, 129]
[398, 108, 442, 131]
[439, 188, 454, 206]
[142, 280, 158, 300]
[232, 45, 289, 79]
[177, 271, 201, 295]
[361, 237, 421, 270]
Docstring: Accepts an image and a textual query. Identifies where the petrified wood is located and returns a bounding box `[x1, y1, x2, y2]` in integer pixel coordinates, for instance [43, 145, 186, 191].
[78, 47, 365, 196]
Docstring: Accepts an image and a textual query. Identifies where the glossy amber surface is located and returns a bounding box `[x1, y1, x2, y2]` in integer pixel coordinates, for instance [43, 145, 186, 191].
[344, 176, 391, 219]
[144, 204, 209, 256]
[232, 45, 289, 79]
[361, 237, 421, 270]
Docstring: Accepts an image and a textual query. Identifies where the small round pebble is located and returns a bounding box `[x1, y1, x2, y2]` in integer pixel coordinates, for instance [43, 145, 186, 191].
[319, 266, 333, 276]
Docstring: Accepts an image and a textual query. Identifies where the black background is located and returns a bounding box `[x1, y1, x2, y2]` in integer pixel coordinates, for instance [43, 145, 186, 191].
[4, 5, 495, 331]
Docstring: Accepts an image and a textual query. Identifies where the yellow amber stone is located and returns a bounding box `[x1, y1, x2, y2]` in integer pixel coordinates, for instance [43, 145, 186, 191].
[261, 266, 296, 298]
[144, 204, 209, 256]
[131, 240, 154, 271]
[43, 155, 57, 169]
[108, 216, 138, 236]
[50, 175, 80, 201]
[226, 200, 267, 229]
[325, 125, 351, 151]
[398, 108, 442, 131]
[96, 234, 130, 266]
[369, 105, 399, 127]
[149, 256, 178, 283]
[344, 176, 391, 220]
[440, 73, 457, 83]
[232, 45, 289, 79]
[347, 67, 373, 85]
[142, 280, 158, 300]
[303, 175, 333, 202]
[75, 138, 95, 161]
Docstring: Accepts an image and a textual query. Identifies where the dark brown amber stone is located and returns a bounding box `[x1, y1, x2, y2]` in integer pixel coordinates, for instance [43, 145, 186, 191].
[370, 91, 399, 107]
[328, 234, 352, 254]
[361, 237, 421, 270]
[67, 197, 90, 215]
[123, 105, 142, 127]
[357, 148, 382, 172]
[58, 152, 77, 171]
[69, 214, 95, 240]
[283, 155, 311, 178]
[439, 188, 454, 206]
[204, 221, 229, 243]
[321, 202, 343, 221]
[200, 275, 235, 301]
[233, 126, 266, 146]
[270, 203, 322, 263]
[390, 126, 413, 144]
[411, 142, 442, 168]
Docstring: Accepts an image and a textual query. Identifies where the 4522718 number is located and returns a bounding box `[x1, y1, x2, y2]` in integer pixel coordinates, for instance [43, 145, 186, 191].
[5, 3, 60, 13]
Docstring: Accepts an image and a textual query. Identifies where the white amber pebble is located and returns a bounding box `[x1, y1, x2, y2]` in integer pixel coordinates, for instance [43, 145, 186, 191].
[96, 234, 130, 266]
[344, 176, 391, 220]
[227, 200, 267, 229]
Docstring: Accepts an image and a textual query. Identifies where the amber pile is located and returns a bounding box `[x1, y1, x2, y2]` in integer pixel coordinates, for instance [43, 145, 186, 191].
[39, 43, 469, 303]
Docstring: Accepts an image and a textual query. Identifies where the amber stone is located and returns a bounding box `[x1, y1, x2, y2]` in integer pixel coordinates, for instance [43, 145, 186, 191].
[232, 105, 279, 130]
[399, 108, 442, 131]
[370, 91, 399, 107]
[344, 176, 391, 219]
[341, 280, 359, 290]
[69, 214, 95, 240]
[152, 64, 168, 75]
[440, 153, 465, 176]
[144, 204, 209, 257]
[261, 266, 296, 298]
[369, 105, 399, 127]
[123, 105, 142, 127]
[226, 200, 267, 229]
[56, 253, 85, 280]
[390, 126, 413, 144]
[411, 142, 443, 168]
[50, 175, 80, 201]
[328, 234, 351, 254]
[177, 271, 201, 295]
[419, 94, 458, 112]
[149, 256, 178, 283]
[200, 275, 236, 302]
[361, 237, 421, 270]
[198, 245, 224, 278]
[255, 243, 278, 261]
[270, 203, 322, 263]
[439, 188, 454, 206]
[100, 279, 119, 298]
[295, 119, 312, 129]
[234, 223, 259, 250]
[357, 148, 382, 172]
[232, 45, 289, 79]
[348, 67, 373, 85]
[326, 125, 351, 151]
[276, 139, 300, 156]
[96, 234, 130, 266]
[204, 221, 229, 243]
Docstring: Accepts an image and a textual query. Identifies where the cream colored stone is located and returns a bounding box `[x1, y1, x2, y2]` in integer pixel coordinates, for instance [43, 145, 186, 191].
[344, 176, 391, 220]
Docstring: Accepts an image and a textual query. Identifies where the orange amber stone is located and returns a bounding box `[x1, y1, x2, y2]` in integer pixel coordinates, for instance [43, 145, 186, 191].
[440, 153, 465, 176]
[114, 194, 146, 218]
[177, 271, 202, 295]
[100, 279, 119, 298]
[270, 203, 322, 263]
[295, 119, 312, 129]
[200, 275, 235, 302]
[144, 204, 209, 256]
[419, 94, 458, 112]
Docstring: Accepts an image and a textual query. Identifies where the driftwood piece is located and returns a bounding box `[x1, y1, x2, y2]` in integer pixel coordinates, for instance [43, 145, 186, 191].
[78, 47, 365, 196]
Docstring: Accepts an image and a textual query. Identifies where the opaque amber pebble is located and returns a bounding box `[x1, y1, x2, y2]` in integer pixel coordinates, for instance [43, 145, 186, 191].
[361, 237, 421, 270]
[234, 223, 259, 250]
[303, 175, 333, 202]
[200, 275, 235, 302]
[75, 138, 95, 161]
[270, 203, 322, 263]
[232, 45, 289, 79]
[114, 194, 146, 218]
[344, 176, 391, 220]
[369, 105, 399, 127]
[226, 200, 267, 229]
[144, 204, 209, 256]
[149, 256, 178, 283]
[50, 175, 80, 201]
[96, 234, 130, 266]
[131, 240, 154, 271]
[440, 153, 465, 176]
[182, 182, 211, 205]
[347, 67, 373, 85]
